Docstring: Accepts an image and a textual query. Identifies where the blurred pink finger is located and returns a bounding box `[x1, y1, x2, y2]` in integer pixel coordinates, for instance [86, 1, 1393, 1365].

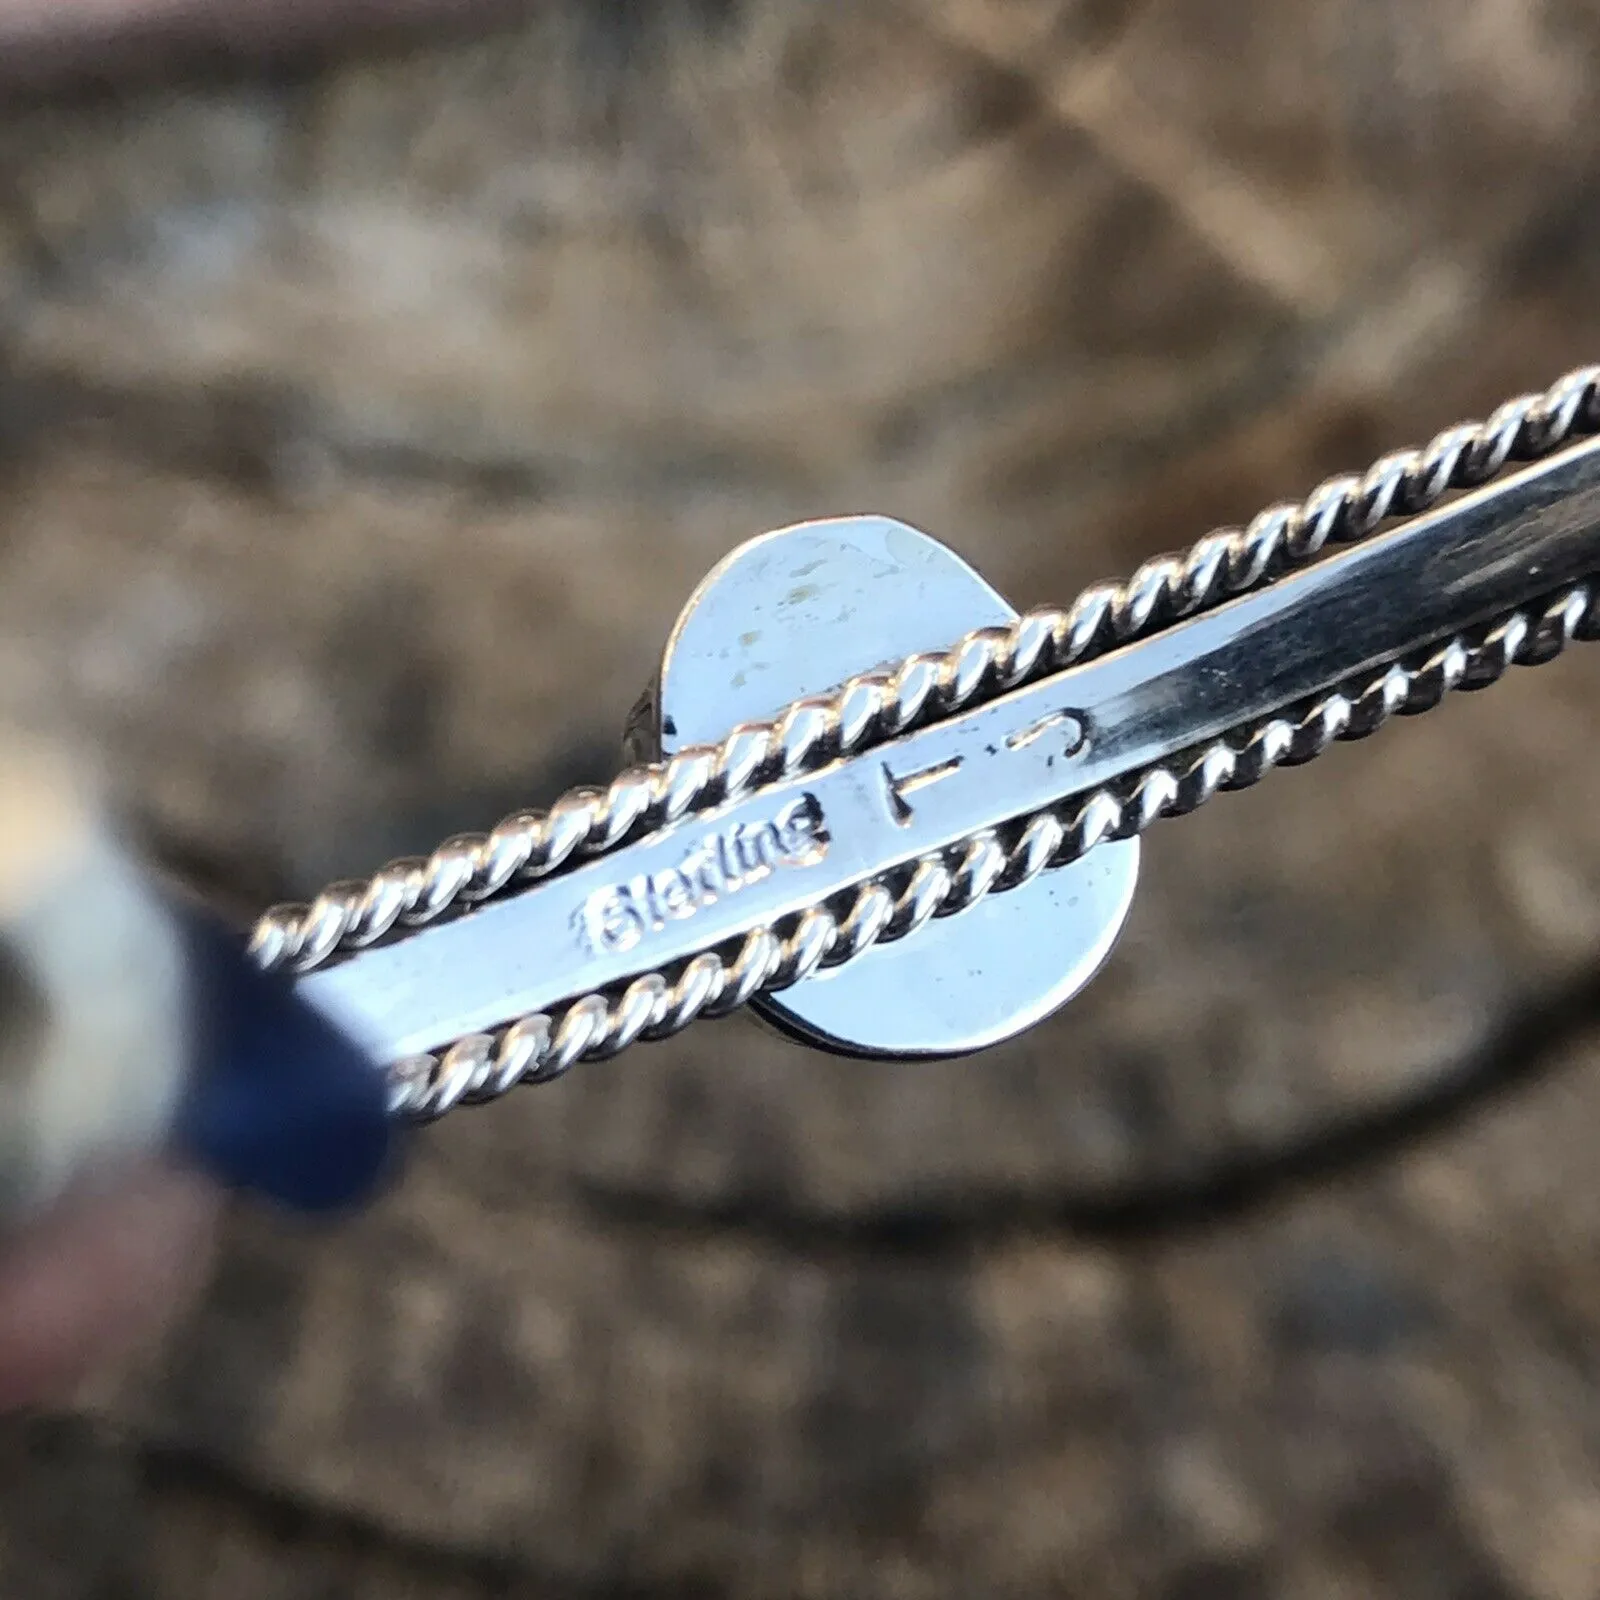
[0, 1162, 220, 1412]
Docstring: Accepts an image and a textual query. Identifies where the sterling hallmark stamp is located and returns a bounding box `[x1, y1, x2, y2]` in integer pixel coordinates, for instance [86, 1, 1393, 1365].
[272, 371, 1600, 1105]
[576, 793, 829, 957]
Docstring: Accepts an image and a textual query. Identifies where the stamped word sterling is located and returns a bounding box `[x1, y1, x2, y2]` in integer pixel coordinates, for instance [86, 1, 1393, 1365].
[576, 794, 829, 957]
[267, 369, 1600, 1115]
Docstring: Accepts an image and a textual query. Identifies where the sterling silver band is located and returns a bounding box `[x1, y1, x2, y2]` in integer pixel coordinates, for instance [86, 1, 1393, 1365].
[252, 365, 1600, 1120]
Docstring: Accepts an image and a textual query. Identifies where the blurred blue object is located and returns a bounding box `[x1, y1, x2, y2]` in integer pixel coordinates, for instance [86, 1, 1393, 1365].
[173, 897, 396, 1213]
[0, 727, 394, 1220]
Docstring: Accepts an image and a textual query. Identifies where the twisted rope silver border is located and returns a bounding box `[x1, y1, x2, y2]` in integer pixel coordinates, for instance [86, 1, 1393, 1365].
[385, 579, 1597, 1121]
[253, 365, 1600, 981]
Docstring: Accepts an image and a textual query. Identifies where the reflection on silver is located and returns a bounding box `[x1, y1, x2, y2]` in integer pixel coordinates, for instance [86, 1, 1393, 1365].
[263, 366, 1600, 1119]
[645, 515, 1140, 1061]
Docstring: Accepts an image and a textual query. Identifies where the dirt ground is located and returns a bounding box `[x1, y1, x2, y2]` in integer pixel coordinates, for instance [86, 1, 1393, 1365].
[5, 3, 1600, 1595]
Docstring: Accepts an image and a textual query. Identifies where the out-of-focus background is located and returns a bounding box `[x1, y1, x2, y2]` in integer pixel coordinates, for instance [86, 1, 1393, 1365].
[5, 1, 1600, 1594]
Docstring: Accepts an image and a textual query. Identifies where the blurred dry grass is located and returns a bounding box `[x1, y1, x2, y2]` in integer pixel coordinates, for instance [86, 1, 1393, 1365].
[4, 2, 1600, 1595]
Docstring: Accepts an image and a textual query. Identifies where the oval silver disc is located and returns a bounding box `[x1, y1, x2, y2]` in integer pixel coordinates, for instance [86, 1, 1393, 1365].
[647, 515, 1139, 1059]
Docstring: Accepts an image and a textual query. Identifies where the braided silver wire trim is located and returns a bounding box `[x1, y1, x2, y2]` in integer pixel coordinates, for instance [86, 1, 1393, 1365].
[387, 580, 1598, 1121]
[252, 365, 1600, 979]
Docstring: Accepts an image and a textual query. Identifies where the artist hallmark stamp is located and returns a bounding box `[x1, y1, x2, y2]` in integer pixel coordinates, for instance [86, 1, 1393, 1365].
[576, 793, 830, 957]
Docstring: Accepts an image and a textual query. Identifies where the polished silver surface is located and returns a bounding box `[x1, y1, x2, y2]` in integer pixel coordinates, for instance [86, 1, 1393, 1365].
[647, 515, 1139, 1059]
[258, 363, 1600, 985]
[261, 364, 1600, 1119]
